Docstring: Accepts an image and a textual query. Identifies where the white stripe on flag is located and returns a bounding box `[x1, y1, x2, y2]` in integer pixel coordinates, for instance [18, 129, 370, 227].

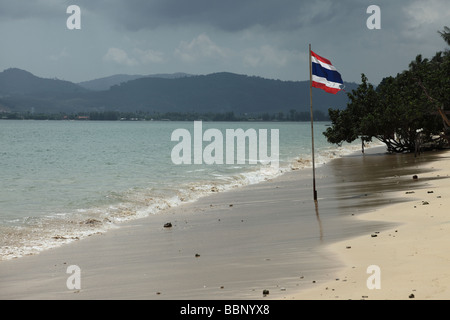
[311, 55, 337, 71]
[312, 75, 342, 89]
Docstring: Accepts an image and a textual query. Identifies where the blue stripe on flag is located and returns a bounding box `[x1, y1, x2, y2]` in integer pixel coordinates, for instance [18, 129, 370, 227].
[312, 62, 343, 84]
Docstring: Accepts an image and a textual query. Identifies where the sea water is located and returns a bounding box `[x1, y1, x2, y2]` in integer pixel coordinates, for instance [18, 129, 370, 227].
[0, 120, 369, 260]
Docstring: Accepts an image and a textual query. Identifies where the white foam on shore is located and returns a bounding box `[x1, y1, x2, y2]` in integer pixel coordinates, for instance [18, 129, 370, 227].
[290, 139, 384, 170]
[0, 139, 384, 261]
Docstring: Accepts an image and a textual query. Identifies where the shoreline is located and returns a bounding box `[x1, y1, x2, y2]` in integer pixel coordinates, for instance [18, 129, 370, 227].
[293, 149, 450, 300]
[1, 145, 447, 300]
[0, 135, 378, 262]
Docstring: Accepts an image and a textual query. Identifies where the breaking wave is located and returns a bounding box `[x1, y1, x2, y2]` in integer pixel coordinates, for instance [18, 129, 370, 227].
[0, 136, 383, 261]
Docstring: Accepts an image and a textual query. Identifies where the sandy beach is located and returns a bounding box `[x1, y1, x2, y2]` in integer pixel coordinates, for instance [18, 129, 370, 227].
[294, 149, 450, 300]
[0, 146, 449, 300]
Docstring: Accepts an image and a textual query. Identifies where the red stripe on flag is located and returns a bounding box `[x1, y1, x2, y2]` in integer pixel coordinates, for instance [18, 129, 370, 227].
[310, 50, 332, 66]
[312, 81, 341, 94]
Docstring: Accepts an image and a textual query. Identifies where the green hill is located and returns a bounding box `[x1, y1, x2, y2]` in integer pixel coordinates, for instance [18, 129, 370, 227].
[0, 69, 357, 115]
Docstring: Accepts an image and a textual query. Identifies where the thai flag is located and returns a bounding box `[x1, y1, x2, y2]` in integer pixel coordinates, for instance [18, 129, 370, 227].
[311, 50, 343, 94]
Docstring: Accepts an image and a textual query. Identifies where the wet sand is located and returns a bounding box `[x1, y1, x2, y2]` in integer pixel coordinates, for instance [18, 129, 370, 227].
[0, 146, 447, 300]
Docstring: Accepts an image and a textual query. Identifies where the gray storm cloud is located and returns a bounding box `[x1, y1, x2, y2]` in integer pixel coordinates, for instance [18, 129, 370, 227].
[0, 0, 448, 84]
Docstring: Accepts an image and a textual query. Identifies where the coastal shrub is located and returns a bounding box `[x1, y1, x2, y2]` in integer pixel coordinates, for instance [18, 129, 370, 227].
[324, 27, 450, 153]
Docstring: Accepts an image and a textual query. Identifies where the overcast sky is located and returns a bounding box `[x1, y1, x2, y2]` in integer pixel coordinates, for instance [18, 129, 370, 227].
[0, 0, 448, 85]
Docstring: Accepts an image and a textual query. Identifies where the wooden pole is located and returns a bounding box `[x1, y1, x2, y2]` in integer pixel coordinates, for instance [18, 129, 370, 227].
[309, 44, 318, 201]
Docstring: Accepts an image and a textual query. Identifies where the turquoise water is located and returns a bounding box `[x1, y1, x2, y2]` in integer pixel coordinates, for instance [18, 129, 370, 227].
[0, 120, 365, 260]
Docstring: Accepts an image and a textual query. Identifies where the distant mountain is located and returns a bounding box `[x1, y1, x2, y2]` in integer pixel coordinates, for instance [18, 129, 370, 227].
[77, 74, 145, 91]
[0, 68, 358, 115]
[78, 73, 193, 91]
[100, 72, 357, 114]
[0, 68, 88, 96]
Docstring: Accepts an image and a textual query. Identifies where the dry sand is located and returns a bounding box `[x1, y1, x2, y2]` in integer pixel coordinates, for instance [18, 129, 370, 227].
[294, 150, 450, 300]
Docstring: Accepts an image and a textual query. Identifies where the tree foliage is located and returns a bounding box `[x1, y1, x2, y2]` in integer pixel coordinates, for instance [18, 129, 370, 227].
[438, 26, 450, 46]
[324, 27, 450, 153]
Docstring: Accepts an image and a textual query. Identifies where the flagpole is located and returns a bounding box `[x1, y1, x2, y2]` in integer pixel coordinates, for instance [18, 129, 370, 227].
[309, 44, 318, 202]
